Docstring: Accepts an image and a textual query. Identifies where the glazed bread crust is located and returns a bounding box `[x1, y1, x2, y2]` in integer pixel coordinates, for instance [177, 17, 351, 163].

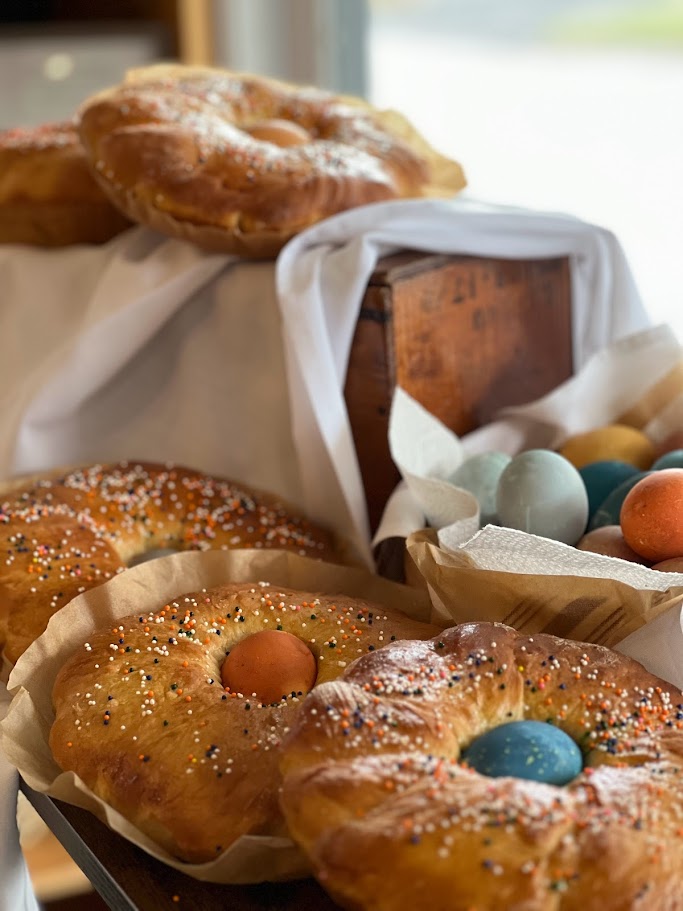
[280, 622, 683, 911]
[0, 461, 336, 664]
[0, 122, 131, 246]
[49, 582, 440, 863]
[77, 64, 466, 257]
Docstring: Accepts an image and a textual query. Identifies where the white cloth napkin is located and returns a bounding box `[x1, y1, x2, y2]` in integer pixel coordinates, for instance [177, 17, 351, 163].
[0, 230, 306, 510]
[0, 684, 39, 911]
[1, 198, 650, 569]
[277, 196, 651, 559]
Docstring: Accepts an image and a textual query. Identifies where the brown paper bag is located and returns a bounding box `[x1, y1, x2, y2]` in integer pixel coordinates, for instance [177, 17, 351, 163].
[407, 527, 683, 649]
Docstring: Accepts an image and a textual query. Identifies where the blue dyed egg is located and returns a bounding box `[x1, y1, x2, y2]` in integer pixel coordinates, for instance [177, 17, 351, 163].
[449, 452, 511, 526]
[652, 449, 683, 470]
[588, 471, 650, 530]
[461, 720, 583, 786]
[496, 450, 588, 545]
[578, 460, 639, 523]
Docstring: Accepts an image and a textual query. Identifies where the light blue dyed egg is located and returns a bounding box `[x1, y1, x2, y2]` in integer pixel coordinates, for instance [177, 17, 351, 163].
[578, 460, 639, 524]
[449, 452, 512, 525]
[588, 471, 650, 530]
[496, 450, 589, 544]
[461, 720, 583, 786]
[652, 449, 683, 470]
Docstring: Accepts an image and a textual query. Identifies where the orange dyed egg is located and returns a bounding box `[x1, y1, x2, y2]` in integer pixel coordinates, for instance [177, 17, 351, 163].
[576, 525, 649, 564]
[620, 468, 683, 562]
[221, 629, 317, 704]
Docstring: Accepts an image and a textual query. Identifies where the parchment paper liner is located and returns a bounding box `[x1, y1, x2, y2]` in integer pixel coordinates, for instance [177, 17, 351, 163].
[407, 526, 683, 689]
[0, 548, 433, 884]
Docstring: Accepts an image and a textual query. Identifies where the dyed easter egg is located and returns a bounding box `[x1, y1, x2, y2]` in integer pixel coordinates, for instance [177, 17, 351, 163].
[578, 460, 639, 523]
[461, 720, 583, 786]
[221, 630, 317, 704]
[449, 451, 511, 525]
[559, 424, 655, 470]
[576, 525, 649, 564]
[247, 118, 310, 146]
[652, 449, 683, 470]
[496, 450, 588, 545]
[588, 471, 650, 530]
[620, 469, 683, 562]
[652, 430, 683, 460]
[652, 557, 683, 573]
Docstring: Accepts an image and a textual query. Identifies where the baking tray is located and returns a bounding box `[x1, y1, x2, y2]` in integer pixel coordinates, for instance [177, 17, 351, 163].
[20, 780, 339, 910]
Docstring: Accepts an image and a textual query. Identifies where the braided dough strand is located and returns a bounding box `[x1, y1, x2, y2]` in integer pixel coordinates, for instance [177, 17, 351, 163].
[280, 622, 683, 910]
[0, 461, 337, 664]
[49, 582, 440, 863]
[77, 64, 466, 257]
[0, 121, 131, 246]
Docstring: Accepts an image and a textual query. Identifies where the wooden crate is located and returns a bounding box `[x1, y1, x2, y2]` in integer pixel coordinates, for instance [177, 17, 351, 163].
[344, 251, 573, 532]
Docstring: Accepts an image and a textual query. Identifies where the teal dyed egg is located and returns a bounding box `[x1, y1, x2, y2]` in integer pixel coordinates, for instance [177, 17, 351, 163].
[588, 471, 650, 530]
[578, 460, 639, 523]
[449, 451, 511, 526]
[461, 720, 583, 786]
[652, 449, 683, 470]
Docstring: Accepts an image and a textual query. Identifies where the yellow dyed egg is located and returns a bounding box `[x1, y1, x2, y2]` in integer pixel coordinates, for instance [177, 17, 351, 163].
[559, 424, 654, 471]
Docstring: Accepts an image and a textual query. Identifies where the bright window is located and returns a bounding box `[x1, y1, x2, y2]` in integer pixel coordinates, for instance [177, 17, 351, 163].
[369, 0, 683, 339]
